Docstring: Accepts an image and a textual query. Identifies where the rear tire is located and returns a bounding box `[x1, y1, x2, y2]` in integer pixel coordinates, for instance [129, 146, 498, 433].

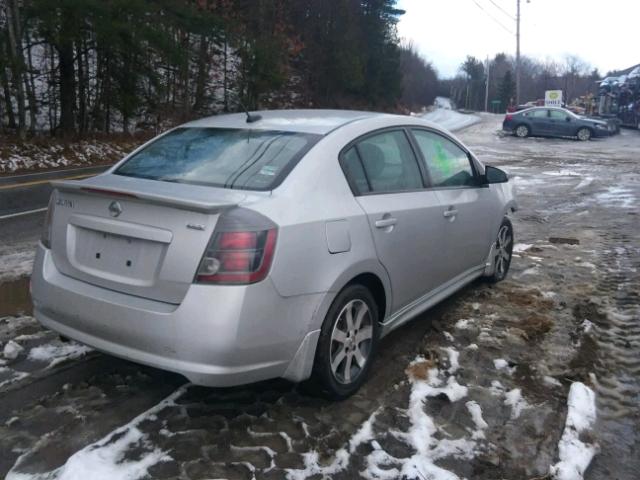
[515, 124, 530, 138]
[487, 217, 513, 283]
[309, 284, 380, 399]
[577, 127, 592, 141]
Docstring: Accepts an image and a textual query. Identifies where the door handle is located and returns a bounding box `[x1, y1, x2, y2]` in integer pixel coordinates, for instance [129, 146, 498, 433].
[375, 217, 397, 228]
[443, 209, 458, 218]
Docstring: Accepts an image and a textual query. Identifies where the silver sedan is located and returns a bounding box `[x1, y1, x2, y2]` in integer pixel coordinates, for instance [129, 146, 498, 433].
[31, 110, 517, 398]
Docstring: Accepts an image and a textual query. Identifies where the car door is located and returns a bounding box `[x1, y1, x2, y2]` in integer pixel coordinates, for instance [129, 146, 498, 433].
[341, 129, 449, 313]
[548, 109, 573, 137]
[528, 108, 551, 135]
[409, 128, 497, 281]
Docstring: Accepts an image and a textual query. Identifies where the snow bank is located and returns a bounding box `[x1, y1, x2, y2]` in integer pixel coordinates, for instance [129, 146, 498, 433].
[549, 382, 598, 480]
[422, 109, 480, 132]
[0, 140, 139, 173]
[434, 97, 453, 110]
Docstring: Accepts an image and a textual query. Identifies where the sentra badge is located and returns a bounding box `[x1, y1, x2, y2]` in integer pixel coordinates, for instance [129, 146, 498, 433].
[55, 198, 74, 208]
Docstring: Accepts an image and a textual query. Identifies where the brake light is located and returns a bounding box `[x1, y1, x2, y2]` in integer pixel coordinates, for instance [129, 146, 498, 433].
[196, 229, 277, 284]
[218, 231, 257, 250]
[505, 114, 513, 121]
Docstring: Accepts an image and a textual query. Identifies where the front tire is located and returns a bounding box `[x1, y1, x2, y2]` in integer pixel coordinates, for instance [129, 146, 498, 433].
[310, 284, 380, 399]
[487, 217, 514, 283]
[577, 127, 592, 141]
[515, 124, 530, 138]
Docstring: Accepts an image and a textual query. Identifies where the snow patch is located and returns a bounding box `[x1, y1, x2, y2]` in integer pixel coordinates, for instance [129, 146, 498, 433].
[549, 383, 598, 480]
[513, 243, 533, 253]
[544, 376, 563, 387]
[442, 347, 460, 374]
[493, 358, 516, 375]
[3, 340, 24, 360]
[504, 388, 530, 419]
[28, 342, 92, 368]
[596, 186, 635, 208]
[288, 348, 487, 480]
[465, 401, 489, 439]
[0, 241, 37, 282]
[6, 386, 187, 480]
[454, 318, 475, 330]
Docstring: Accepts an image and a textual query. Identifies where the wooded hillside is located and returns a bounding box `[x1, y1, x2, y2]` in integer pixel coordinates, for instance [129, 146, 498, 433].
[0, 0, 405, 138]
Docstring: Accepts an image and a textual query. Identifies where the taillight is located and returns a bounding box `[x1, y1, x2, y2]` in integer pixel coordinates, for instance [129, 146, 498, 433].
[41, 191, 56, 248]
[505, 114, 513, 121]
[196, 225, 277, 285]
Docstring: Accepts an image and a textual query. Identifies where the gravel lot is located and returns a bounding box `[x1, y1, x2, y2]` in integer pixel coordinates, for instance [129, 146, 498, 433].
[1, 114, 638, 479]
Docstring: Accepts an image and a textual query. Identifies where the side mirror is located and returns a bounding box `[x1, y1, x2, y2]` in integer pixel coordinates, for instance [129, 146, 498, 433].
[484, 165, 508, 184]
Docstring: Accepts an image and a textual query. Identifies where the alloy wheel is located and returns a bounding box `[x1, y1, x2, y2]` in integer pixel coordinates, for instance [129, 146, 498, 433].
[494, 224, 513, 280]
[330, 299, 373, 384]
[516, 125, 529, 138]
[577, 128, 591, 141]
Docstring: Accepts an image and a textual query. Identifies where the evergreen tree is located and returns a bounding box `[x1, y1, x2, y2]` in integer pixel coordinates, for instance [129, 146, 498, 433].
[498, 70, 515, 112]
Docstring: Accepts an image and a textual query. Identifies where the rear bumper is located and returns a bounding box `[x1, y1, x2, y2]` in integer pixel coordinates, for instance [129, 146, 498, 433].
[31, 244, 323, 386]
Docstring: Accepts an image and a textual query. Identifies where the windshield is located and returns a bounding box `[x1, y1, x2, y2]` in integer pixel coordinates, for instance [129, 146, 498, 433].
[115, 128, 321, 190]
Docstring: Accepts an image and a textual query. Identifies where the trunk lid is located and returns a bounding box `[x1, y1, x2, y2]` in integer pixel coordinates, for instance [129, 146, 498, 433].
[50, 174, 249, 304]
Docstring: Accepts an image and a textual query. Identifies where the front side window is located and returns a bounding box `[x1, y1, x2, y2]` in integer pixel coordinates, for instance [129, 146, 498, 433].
[352, 130, 423, 193]
[115, 128, 321, 190]
[411, 129, 476, 188]
[549, 110, 569, 120]
[529, 109, 549, 118]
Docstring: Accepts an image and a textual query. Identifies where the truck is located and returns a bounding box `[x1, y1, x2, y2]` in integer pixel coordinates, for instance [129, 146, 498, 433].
[598, 65, 640, 130]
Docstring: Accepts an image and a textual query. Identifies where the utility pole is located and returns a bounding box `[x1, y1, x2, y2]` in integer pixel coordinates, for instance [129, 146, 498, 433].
[515, 0, 521, 106]
[485, 56, 490, 112]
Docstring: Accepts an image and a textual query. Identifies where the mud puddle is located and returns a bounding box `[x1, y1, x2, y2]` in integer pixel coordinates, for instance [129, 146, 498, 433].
[0, 277, 32, 317]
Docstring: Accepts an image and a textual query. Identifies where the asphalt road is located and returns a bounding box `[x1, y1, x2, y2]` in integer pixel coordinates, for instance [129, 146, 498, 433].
[0, 165, 108, 219]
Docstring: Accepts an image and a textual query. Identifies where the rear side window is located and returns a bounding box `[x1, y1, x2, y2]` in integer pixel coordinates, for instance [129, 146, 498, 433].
[115, 128, 321, 190]
[342, 147, 371, 194]
[411, 129, 476, 188]
[351, 130, 423, 193]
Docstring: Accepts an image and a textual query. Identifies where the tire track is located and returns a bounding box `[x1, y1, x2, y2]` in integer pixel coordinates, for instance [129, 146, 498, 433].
[586, 230, 640, 478]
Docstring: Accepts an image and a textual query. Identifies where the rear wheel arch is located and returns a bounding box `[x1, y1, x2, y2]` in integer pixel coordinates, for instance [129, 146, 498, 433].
[345, 273, 387, 324]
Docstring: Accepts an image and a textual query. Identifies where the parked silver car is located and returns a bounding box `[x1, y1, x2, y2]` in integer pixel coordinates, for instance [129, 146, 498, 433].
[32, 110, 517, 398]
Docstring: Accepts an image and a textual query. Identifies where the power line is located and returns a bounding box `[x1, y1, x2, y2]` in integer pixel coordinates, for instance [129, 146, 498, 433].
[470, 0, 515, 36]
[485, 0, 516, 20]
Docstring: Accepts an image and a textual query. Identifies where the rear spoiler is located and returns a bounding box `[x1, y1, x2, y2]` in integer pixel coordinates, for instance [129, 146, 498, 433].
[51, 179, 245, 213]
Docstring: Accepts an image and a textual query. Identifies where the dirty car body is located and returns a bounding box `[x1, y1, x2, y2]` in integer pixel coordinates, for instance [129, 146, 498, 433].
[31, 110, 516, 395]
[503, 106, 612, 140]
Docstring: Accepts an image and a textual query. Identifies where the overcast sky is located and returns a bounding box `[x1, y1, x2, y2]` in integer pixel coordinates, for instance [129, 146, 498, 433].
[397, 0, 639, 78]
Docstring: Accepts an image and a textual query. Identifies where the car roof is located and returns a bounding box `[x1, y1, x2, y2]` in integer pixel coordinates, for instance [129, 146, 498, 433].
[181, 109, 397, 135]
[520, 106, 571, 113]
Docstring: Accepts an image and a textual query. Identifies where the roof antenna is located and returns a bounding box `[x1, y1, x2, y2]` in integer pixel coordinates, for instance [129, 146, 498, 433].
[235, 96, 262, 123]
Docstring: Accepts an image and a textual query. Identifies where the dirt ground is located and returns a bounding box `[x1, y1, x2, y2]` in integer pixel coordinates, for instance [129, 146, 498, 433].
[0, 115, 638, 479]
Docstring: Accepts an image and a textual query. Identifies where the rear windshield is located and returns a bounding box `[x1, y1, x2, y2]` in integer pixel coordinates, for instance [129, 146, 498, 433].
[115, 128, 321, 190]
